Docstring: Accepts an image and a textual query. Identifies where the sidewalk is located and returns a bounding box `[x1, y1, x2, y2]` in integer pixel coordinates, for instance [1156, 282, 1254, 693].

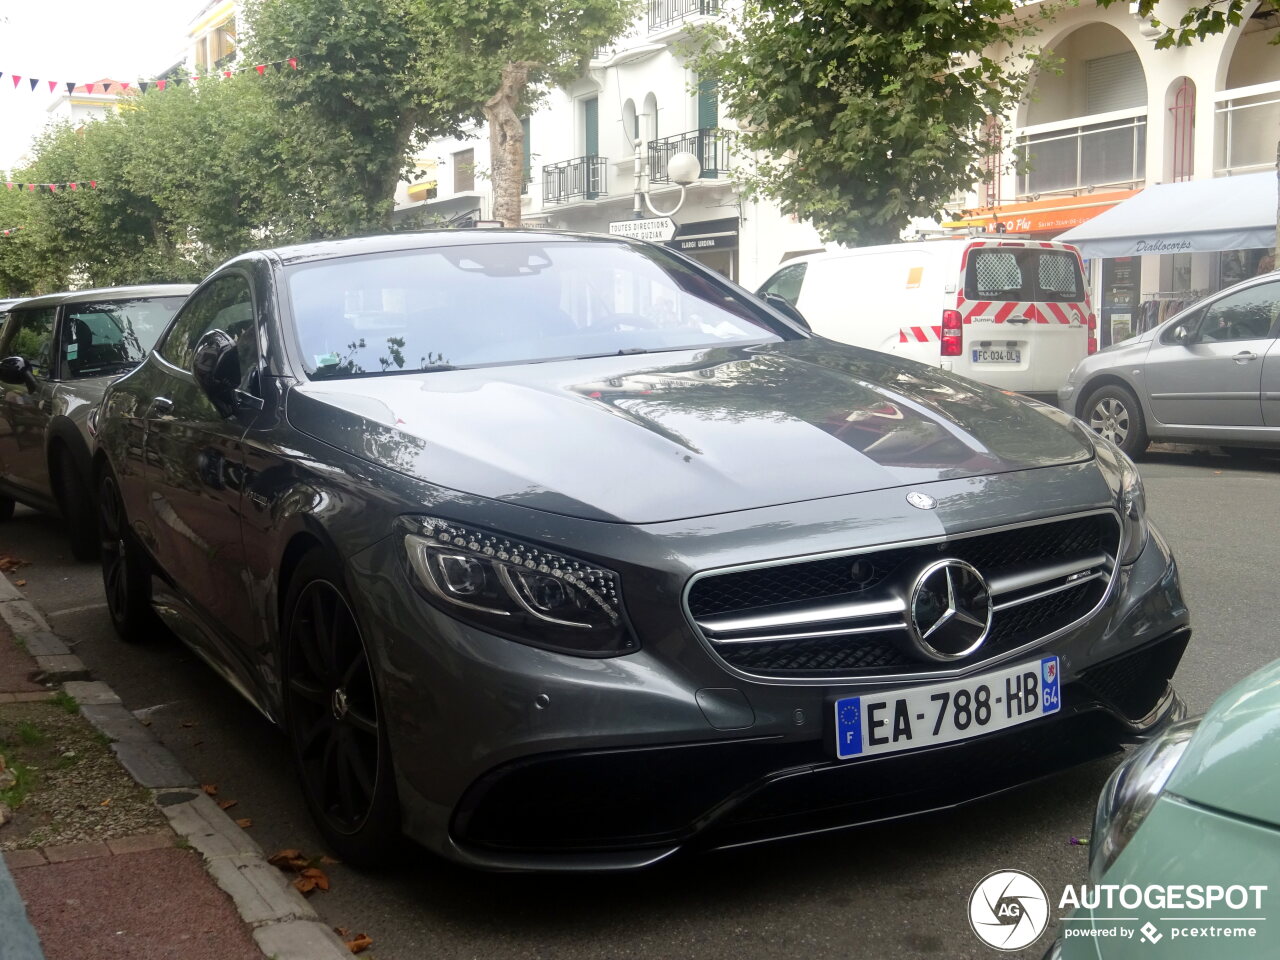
[0, 572, 350, 960]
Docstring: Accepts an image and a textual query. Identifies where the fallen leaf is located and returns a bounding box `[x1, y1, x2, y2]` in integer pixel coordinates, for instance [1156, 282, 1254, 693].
[15, 579, 25, 587]
[334, 927, 350, 939]
[345, 933, 373, 954]
[99, 798, 112, 806]
[0, 556, 28, 573]
[319, 855, 341, 866]
[235, 818, 253, 829]
[217, 799, 237, 810]
[201, 783, 218, 796]
[302, 866, 330, 890]
[267, 849, 311, 872]
[139, 719, 152, 726]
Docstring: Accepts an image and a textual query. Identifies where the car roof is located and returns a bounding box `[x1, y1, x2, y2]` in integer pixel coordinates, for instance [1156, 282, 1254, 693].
[255, 229, 630, 266]
[11, 284, 196, 309]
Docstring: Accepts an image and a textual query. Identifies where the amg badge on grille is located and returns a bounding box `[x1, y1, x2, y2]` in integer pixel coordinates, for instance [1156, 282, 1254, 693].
[906, 491, 937, 510]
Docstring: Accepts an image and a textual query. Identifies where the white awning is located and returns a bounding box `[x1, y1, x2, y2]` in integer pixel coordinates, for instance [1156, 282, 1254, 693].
[1057, 172, 1277, 259]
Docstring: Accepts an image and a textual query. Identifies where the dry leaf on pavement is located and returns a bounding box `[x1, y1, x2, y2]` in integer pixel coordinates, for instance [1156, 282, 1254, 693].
[345, 933, 373, 954]
[15, 579, 25, 587]
[217, 799, 237, 810]
[267, 848, 311, 872]
[201, 783, 218, 796]
[0, 556, 28, 572]
[292, 866, 330, 894]
[319, 855, 341, 865]
[99, 798, 111, 806]
[235, 818, 253, 828]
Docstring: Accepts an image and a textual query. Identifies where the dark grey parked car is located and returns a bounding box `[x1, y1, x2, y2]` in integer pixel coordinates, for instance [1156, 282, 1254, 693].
[0, 285, 193, 557]
[1059, 272, 1280, 457]
[94, 232, 1189, 870]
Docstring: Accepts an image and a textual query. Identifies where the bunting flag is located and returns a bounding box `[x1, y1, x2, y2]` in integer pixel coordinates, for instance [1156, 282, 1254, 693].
[4, 180, 99, 192]
[1, 226, 23, 237]
[0, 58, 299, 97]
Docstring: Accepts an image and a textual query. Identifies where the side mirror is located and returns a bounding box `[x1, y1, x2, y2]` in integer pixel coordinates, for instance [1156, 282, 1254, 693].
[761, 292, 810, 331]
[0, 356, 37, 389]
[191, 329, 241, 417]
[1169, 324, 1191, 345]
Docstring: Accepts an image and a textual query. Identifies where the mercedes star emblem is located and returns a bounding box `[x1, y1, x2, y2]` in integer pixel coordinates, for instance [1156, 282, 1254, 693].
[907, 559, 993, 661]
[906, 491, 937, 510]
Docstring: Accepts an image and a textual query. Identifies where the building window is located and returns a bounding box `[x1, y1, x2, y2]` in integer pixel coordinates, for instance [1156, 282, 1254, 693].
[1085, 51, 1145, 115]
[453, 149, 475, 193]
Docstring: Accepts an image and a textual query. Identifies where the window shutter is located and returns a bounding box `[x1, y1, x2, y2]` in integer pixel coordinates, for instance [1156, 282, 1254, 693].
[697, 78, 718, 130]
[1086, 52, 1146, 114]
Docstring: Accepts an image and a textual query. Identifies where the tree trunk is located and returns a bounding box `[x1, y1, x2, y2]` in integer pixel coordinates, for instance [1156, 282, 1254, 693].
[484, 62, 536, 228]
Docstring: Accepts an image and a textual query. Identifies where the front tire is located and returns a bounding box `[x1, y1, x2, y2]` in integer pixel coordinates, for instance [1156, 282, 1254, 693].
[1083, 384, 1149, 457]
[282, 550, 402, 866]
[53, 447, 99, 562]
[98, 469, 160, 641]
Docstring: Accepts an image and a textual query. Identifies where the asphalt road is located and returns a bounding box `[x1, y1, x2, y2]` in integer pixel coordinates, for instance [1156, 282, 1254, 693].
[1, 445, 1277, 960]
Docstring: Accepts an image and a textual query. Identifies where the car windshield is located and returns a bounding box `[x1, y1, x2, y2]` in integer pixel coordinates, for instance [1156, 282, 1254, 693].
[286, 240, 786, 379]
[64, 297, 186, 378]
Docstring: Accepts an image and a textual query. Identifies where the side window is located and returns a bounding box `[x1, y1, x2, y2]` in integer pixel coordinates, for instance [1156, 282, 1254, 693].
[158, 275, 258, 387]
[1198, 282, 1280, 343]
[759, 263, 807, 307]
[1161, 307, 1203, 345]
[0, 307, 58, 378]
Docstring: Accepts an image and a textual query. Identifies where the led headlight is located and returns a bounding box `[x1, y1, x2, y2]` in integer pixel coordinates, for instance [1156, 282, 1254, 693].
[1089, 717, 1199, 882]
[1089, 431, 1148, 565]
[402, 516, 635, 657]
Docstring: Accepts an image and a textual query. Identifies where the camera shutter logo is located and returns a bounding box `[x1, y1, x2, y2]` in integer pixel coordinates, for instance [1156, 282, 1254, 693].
[968, 869, 1049, 951]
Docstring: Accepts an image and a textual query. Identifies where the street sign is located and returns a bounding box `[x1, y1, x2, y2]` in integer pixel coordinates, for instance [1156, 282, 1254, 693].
[608, 217, 676, 242]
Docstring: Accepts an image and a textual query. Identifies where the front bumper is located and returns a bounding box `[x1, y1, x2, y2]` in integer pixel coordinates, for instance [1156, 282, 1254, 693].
[1058, 382, 1078, 413]
[347, 496, 1189, 871]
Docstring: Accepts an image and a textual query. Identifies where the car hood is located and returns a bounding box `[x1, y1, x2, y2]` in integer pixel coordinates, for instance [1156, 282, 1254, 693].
[286, 339, 1095, 523]
[1167, 658, 1280, 829]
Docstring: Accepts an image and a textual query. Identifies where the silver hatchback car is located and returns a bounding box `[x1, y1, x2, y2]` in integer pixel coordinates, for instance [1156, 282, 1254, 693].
[1059, 272, 1280, 457]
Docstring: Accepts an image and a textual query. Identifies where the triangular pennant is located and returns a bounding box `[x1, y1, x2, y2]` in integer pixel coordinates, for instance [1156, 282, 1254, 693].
[88, 180, 97, 189]
[12, 76, 21, 88]
[272, 62, 283, 73]
[29, 78, 39, 91]
[27, 183, 35, 191]
[102, 83, 114, 94]
[69, 182, 78, 191]
[48, 183, 57, 192]
[156, 79, 166, 91]
[5, 183, 13, 190]
[85, 83, 95, 93]
[288, 58, 298, 70]
[172, 77, 185, 86]
[138, 81, 150, 93]
[223, 70, 233, 78]
[65, 82, 76, 94]
[119, 82, 130, 92]
[48, 80, 57, 92]
[255, 64, 266, 75]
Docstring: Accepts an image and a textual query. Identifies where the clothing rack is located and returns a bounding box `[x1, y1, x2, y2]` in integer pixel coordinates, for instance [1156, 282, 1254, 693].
[1141, 289, 1208, 300]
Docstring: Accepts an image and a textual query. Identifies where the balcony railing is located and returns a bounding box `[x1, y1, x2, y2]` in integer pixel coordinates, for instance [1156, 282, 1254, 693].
[543, 156, 607, 203]
[1014, 112, 1146, 197]
[649, 0, 721, 32]
[649, 128, 729, 182]
[1216, 82, 1280, 176]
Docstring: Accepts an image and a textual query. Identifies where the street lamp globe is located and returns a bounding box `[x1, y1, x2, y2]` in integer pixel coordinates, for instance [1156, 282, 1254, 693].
[667, 152, 702, 186]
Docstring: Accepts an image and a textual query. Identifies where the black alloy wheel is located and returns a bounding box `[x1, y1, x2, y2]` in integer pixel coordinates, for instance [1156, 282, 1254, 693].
[98, 470, 158, 641]
[284, 553, 400, 864]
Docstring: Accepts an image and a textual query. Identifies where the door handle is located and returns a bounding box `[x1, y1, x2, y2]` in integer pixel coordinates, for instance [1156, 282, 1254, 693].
[149, 396, 174, 415]
[1232, 351, 1258, 364]
[1005, 316, 1031, 324]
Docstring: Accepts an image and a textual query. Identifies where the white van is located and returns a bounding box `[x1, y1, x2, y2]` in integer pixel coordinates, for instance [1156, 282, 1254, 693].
[756, 237, 1097, 400]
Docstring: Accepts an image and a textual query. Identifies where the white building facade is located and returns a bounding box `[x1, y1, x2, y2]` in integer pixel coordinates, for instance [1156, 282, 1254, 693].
[948, 0, 1278, 345]
[393, 0, 824, 289]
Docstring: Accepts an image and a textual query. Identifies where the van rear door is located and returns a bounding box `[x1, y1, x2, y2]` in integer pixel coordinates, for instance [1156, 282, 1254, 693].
[956, 241, 1092, 396]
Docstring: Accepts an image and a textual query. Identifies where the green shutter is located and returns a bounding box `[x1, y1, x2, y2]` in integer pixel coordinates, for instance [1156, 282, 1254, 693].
[584, 97, 599, 157]
[697, 78, 717, 130]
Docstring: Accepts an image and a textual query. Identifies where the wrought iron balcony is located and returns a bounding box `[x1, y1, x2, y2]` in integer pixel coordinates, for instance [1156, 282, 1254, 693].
[543, 156, 607, 203]
[649, 0, 721, 32]
[649, 128, 728, 182]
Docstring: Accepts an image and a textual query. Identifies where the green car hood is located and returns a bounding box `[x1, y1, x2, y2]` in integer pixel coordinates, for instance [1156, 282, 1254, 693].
[1167, 658, 1280, 828]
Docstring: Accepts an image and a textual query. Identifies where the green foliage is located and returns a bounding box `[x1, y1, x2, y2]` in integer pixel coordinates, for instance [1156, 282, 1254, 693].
[693, 1, 1037, 245]
[1097, 0, 1280, 48]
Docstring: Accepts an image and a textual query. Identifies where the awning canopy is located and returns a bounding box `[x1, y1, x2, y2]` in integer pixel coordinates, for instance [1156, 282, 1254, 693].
[1057, 172, 1277, 259]
[942, 188, 1139, 234]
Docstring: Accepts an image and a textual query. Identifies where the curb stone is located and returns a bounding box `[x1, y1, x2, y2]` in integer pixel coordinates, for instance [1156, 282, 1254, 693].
[1, 572, 351, 960]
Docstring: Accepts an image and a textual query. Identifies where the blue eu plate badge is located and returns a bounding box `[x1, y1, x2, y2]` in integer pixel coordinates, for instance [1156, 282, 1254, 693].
[835, 698, 862, 758]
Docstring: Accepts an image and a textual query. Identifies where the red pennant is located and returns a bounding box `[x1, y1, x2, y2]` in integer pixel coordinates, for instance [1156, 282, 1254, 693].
[48, 183, 57, 192]
[27, 183, 35, 191]
[89, 180, 97, 189]
[69, 182, 78, 190]
[5, 183, 13, 190]
[288, 58, 297, 70]
[119, 82, 130, 92]
[223, 70, 233, 78]
[85, 83, 95, 93]
[156, 79, 166, 91]
[47, 80, 56, 92]
[11, 76, 20, 88]
[255, 64, 266, 75]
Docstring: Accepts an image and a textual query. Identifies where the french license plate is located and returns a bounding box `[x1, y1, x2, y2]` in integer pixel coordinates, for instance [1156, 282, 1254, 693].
[834, 656, 1060, 760]
[971, 348, 1021, 363]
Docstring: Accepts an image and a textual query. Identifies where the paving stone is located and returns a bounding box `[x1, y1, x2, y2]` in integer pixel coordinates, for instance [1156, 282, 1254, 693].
[0, 599, 50, 635]
[105, 831, 174, 855]
[9, 692, 54, 703]
[160, 793, 263, 860]
[62, 680, 119, 705]
[32, 654, 89, 681]
[252, 919, 352, 960]
[206, 856, 315, 926]
[80, 703, 154, 743]
[0, 576, 24, 602]
[18, 630, 69, 658]
[111, 741, 196, 789]
[3, 849, 47, 870]
[43, 841, 110, 863]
